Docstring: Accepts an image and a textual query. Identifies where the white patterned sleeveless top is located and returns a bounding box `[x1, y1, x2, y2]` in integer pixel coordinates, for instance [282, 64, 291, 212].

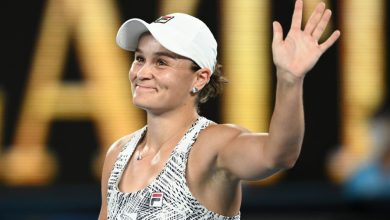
[107, 117, 241, 219]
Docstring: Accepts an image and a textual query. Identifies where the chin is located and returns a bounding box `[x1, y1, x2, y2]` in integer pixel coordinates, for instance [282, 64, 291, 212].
[133, 98, 180, 116]
[133, 97, 160, 111]
[133, 98, 151, 109]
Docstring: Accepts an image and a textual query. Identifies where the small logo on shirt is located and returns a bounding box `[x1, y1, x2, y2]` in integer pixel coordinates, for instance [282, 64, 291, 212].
[150, 192, 164, 207]
[154, 15, 174, 24]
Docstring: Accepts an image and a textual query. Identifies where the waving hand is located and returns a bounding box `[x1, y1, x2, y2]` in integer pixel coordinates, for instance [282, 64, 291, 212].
[272, 0, 341, 78]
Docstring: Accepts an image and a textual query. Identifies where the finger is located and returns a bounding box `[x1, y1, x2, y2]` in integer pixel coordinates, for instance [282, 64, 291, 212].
[290, 0, 303, 30]
[312, 9, 332, 41]
[319, 30, 341, 53]
[272, 21, 284, 44]
[304, 2, 326, 34]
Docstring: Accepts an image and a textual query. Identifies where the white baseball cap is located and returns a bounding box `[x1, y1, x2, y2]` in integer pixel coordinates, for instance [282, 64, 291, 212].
[116, 13, 217, 73]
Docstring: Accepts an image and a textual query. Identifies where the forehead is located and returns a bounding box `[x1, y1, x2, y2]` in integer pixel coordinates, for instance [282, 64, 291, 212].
[136, 33, 188, 59]
[136, 33, 169, 53]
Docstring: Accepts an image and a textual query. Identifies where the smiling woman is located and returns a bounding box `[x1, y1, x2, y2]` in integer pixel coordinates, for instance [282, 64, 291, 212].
[132, 33, 227, 110]
[98, 2, 340, 219]
[129, 33, 204, 113]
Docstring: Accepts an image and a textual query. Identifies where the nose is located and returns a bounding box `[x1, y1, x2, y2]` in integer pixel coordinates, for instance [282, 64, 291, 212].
[136, 63, 154, 80]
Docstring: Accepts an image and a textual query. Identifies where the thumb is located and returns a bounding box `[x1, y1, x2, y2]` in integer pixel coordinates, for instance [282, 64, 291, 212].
[272, 21, 283, 44]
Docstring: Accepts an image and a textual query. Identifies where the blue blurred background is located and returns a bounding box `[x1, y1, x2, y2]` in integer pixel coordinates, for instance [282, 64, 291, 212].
[1, 0, 389, 219]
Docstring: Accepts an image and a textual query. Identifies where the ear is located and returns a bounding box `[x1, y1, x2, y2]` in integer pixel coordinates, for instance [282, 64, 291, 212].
[192, 67, 212, 90]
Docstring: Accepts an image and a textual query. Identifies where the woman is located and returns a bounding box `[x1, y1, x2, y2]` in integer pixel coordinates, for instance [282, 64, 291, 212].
[99, 1, 340, 219]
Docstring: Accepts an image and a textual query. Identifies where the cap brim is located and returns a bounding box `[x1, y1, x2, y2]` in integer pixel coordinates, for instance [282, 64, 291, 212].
[116, 18, 150, 51]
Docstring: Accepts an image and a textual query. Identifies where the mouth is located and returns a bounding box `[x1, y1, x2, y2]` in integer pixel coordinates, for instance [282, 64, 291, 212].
[135, 84, 157, 92]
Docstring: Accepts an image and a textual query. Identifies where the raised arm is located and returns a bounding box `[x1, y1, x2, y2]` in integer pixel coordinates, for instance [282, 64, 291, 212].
[217, 0, 340, 180]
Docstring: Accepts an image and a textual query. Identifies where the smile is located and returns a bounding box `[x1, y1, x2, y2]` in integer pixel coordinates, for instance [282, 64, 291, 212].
[135, 85, 157, 92]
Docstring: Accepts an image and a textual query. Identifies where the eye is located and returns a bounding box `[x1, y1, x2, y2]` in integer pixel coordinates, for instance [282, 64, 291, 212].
[156, 58, 168, 66]
[134, 55, 145, 63]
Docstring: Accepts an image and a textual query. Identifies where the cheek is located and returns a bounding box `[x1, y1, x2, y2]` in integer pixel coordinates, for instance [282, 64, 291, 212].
[169, 77, 192, 94]
[129, 65, 137, 82]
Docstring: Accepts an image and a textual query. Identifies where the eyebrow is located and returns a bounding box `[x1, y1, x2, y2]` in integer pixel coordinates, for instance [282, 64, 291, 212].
[135, 48, 188, 60]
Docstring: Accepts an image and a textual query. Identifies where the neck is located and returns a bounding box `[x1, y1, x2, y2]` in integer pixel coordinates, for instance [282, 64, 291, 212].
[143, 107, 199, 152]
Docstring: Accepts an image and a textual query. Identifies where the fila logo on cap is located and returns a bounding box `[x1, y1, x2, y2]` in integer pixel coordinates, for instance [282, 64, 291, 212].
[150, 192, 164, 207]
[154, 15, 174, 24]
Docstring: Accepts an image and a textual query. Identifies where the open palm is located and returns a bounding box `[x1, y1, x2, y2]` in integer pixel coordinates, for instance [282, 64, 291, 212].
[272, 0, 341, 78]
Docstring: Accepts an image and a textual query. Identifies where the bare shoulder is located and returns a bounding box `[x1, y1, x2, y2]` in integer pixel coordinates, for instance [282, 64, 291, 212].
[105, 132, 136, 161]
[197, 122, 251, 152]
[99, 131, 139, 218]
[187, 122, 254, 182]
[202, 122, 251, 140]
[101, 131, 138, 181]
[101, 130, 140, 179]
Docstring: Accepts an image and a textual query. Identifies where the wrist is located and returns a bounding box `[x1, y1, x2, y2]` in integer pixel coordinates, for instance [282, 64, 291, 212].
[276, 69, 305, 85]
